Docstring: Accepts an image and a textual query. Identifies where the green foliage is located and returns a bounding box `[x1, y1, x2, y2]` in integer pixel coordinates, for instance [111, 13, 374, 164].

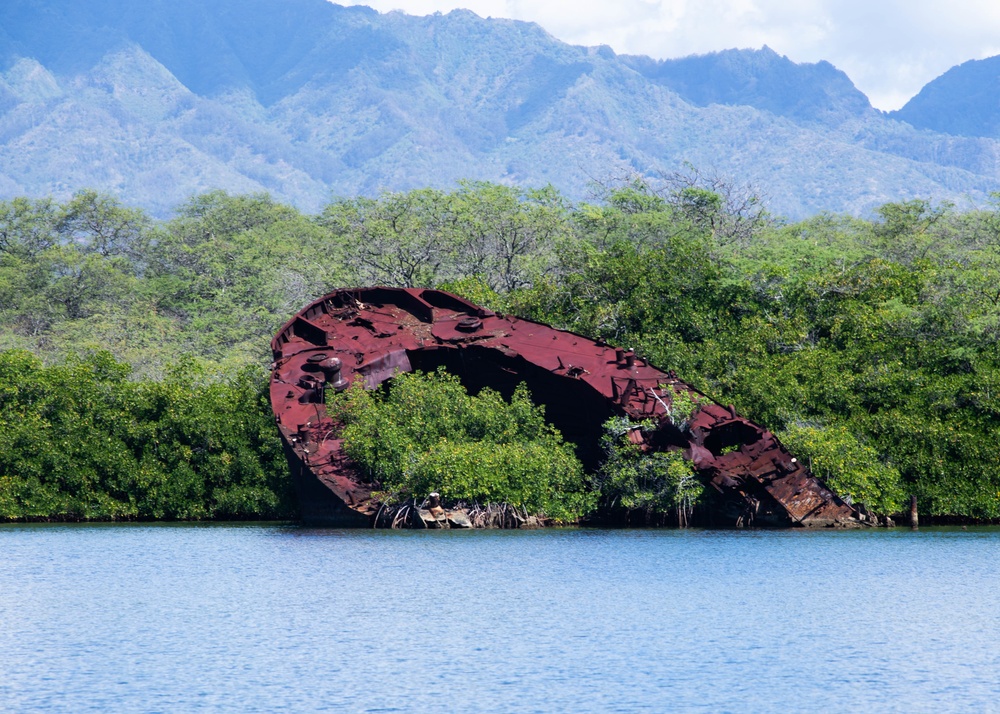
[331, 369, 594, 522]
[0, 190, 350, 375]
[0, 350, 294, 521]
[0, 196, 60, 258]
[594, 417, 703, 522]
[4, 181, 1000, 521]
[58, 189, 150, 259]
[779, 423, 905, 513]
[320, 181, 567, 292]
[320, 189, 452, 288]
[665, 389, 707, 432]
[502, 183, 1000, 519]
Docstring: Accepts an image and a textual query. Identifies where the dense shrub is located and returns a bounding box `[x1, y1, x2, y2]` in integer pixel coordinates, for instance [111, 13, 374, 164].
[594, 417, 703, 525]
[0, 351, 294, 521]
[330, 369, 595, 522]
[778, 423, 905, 514]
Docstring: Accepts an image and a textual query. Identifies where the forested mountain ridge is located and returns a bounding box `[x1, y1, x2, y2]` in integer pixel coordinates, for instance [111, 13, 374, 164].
[2, 0, 1000, 218]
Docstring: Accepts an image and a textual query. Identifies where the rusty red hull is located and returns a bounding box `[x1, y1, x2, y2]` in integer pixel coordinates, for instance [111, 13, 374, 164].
[270, 287, 867, 528]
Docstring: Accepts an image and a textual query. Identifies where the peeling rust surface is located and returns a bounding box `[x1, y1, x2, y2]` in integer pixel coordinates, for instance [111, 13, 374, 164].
[270, 287, 868, 528]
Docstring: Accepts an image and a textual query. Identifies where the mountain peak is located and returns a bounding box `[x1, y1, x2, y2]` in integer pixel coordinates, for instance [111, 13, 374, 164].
[2, 57, 63, 102]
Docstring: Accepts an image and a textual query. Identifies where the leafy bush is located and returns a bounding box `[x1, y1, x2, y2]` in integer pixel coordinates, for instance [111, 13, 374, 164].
[665, 389, 707, 432]
[778, 424, 905, 514]
[331, 369, 594, 522]
[0, 350, 294, 521]
[594, 416, 703, 524]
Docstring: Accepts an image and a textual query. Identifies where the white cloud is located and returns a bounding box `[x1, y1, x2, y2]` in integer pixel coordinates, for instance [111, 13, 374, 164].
[333, 0, 1000, 110]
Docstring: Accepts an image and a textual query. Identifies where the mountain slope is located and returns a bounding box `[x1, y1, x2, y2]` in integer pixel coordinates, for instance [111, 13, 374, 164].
[1, 0, 999, 218]
[891, 55, 1000, 139]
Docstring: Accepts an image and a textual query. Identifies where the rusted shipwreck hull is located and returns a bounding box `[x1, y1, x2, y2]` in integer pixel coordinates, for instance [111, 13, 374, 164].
[270, 287, 869, 528]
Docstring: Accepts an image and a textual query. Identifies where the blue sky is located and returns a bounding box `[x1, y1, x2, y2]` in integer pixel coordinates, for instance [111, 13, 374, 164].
[335, 0, 1000, 111]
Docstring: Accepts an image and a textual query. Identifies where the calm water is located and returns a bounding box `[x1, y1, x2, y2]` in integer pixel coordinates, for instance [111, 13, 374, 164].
[2, 524, 999, 713]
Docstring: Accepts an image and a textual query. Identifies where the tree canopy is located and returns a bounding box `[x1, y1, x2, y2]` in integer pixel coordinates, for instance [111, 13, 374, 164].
[2, 181, 1000, 520]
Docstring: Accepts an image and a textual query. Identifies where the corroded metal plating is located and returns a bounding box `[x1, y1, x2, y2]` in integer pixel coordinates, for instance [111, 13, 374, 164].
[270, 287, 867, 527]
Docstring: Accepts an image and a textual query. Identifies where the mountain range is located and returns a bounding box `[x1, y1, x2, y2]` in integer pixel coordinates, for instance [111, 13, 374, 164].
[2, 0, 1000, 219]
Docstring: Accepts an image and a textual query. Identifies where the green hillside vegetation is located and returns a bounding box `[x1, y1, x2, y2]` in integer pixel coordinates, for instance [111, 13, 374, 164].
[2, 181, 999, 521]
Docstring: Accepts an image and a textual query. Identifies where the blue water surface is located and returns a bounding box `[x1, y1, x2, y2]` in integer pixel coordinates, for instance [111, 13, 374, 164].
[1, 524, 999, 713]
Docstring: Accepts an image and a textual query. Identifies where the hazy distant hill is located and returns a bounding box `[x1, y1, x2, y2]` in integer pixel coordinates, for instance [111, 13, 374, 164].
[2, 0, 1000, 218]
[891, 56, 1000, 139]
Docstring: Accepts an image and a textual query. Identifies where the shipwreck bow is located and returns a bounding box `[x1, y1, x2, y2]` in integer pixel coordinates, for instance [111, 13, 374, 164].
[270, 287, 869, 528]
